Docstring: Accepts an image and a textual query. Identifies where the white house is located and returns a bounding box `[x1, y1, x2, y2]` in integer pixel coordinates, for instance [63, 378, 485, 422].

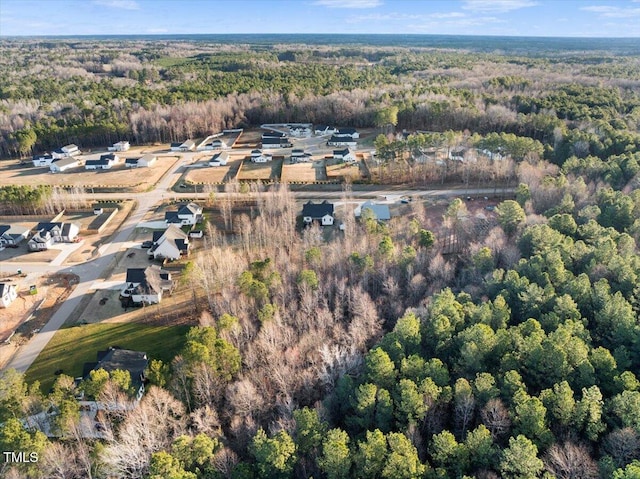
[210, 138, 229, 150]
[52, 144, 81, 160]
[171, 140, 195, 152]
[291, 149, 311, 163]
[290, 125, 312, 137]
[85, 154, 119, 170]
[335, 128, 360, 139]
[148, 225, 190, 261]
[302, 200, 335, 226]
[50, 157, 81, 172]
[108, 141, 130, 152]
[28, 222, 79, 250]
[0, 283, 18, 308]
[209, 151, 229, 166]
[138, 154, 157, 168]
[314, 125, 337, 136]
[252, 152, 272, 163]
[0, 224, 30, 247]
[122, 266, 173, 304]
[164, 202, 202, 226]
[327, 136, 357, 147]
[32, 154, 54, 167]
[262, 136, 290, 150]
[333, 148, 356, 163]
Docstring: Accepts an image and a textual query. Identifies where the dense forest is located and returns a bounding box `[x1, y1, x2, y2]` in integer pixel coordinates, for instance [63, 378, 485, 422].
[1, 37, 640, 478]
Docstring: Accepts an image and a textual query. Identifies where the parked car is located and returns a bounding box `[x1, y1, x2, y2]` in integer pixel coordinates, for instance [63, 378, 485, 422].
[141, 240, 153, 248]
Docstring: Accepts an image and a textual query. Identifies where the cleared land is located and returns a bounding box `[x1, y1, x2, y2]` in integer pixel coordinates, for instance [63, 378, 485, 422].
[0, 153, 180, 192]
[183, 158, 242, 184]
[326, 161, 363, 181]
[237, 159, 283, 181]
[25, 323, 190, 393]
[281, 163, 321, 182]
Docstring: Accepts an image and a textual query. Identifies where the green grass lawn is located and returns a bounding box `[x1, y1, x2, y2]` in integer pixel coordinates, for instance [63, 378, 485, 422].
[25, 323, 190, 393]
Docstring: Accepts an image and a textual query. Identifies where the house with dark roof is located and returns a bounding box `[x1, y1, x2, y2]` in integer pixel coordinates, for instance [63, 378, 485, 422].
[262, 131, 286, 138]
[333, 148, 356, 163]
[314, 125, 337, 136]
[171, 140, 196, 152]
[84, 348, 149, 401]
[32, 154, 54, 167]
[108, 141, 130, 152]
[85, 154, 119, 170]
[125, 157, 139, 168]
[302, 200, 335, 226]
[122, 265, 173, 304]
[164, 202, 202, 226]
[262, 136, 292, 149]
[28, 222, 79, 250]
[148, 225, 190, 261]
[0, 224, 30, 247]
[0, 283, 18, 308]
[291, 149, 311, 163]
[327, 136, 357, 147]
[334, 128, 360, 139]
[289, 125, 311, 137]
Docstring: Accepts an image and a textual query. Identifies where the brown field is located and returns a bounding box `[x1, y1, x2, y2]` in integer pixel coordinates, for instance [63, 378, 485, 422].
[281, 163, 321, 183]
[183, 159, 242, 184]
[326, 162, 363, 181]
[237, 159, 283, 181]
[0, 153, 180, 191]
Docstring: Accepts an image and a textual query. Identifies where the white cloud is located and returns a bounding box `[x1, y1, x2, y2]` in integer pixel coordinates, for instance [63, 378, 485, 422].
[462, 0, 538, 13]
[93, 0, 140, 10]
[581, 5, 640, 17]
[430, 11, 466, 19]
[314, 0, 382, 8]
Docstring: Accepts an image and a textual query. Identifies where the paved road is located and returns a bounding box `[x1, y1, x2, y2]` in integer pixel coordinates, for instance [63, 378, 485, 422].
[3, 147, 513, 374]
[4, 155, 188, 373]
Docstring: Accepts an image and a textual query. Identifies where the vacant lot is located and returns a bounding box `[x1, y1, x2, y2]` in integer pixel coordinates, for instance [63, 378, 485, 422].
[25, 323, 190, 392]
[0, 154, 180, 191]
[238, 159, 283, 181]
[184, 158, 242, 184]
[281, 163, 322, 182]
[326, 161, 363, 181]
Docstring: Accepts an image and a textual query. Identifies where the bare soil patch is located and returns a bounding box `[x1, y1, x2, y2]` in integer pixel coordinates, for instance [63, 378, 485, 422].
[238, 159, 283, 182]
[184, 158, 243, 184]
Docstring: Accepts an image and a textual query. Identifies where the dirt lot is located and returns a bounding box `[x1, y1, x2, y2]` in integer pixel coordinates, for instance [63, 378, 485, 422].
[0, 151, 180, 192]
[183, 158, 243, 184]
[326, 161, 363, 181]
[0, 273, 77, 368]
[0, 243, 59, 263]
[281, 163, 323, 182]
[238, 159, 283, 181]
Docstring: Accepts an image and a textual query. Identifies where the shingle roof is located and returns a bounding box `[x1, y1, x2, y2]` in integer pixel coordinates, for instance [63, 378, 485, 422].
[164, 211, 181, 223]
[52, 157, 80, 168]
[302, 200, 334, 219]
[359, 201, 391, 221]
[89, 348, 148, 389]
[178, 203, 201, 216]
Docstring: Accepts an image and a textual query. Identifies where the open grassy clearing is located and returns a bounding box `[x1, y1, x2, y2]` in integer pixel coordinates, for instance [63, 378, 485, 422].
[25, 323, 190, 393]
[326, 162, 362, 181]
[237, 159, 283, 181]
[281, 163, 320, 182]
[184, 158, 242, 184]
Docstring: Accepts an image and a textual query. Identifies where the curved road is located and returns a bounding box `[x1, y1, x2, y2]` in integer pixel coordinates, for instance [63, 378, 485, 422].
[4, 153, 513, 373]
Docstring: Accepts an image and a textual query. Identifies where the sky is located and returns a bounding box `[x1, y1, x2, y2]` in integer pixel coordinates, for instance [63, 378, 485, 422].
[1, 0, 640, 37]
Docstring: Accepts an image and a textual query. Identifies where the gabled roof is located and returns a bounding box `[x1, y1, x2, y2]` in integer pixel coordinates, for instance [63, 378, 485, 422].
[33, 154, 53, 160]
[337, 128, 357, 135]
[125, 158, 139, 165]
[262, 131, 286, 138]
[140, 154, 156, 162]
[89, 348, 148, 389]
[0, 224, 29, 239]
[333, 148, 351, 156]
[302, 200, 334, 219]
[35, 222, 63, 233]
[178, 203, 201, 216]
[99, 154, 118, 161]
[86, 159, 110, 167]
[125, 265, 172, 289]
[210, 151, 229, 162]
[171, 142, 182, 148]
[52, 157, 80, 168]
[164, 212, 181, 223]
[328, 135, 356, 144]
[358, 201, 391, 221]
[262, 137, 285, 145]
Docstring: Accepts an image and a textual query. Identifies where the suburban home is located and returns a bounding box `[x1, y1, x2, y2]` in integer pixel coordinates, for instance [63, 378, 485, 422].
[291, 149, 311, 163]
[28, 222, 80, 250]
[50, 157, 81, 172]
[137, 154, 157, 167]
[32, 154, 54, 167]
[314, 125, 337, 136]
[83, 348, 149, 401]
[252, 152, 272, 163]
[449, 147, 467, 162]
[210, 138, 229, 149]
[108, 141, 130, 152]
[148, 225, 190, 261]
[355, 201, 391, 221]
[171, 140, 196, 152]
[302, 200, 335, 226]
[52, 144, 81, 160]
[122, 265, 173, 305]
[164, 202, 202, 226]
[0, 283, 18, 308]
[125, 157, 139, 168]
[333, 148, 356, 163]
[209, 151, 229, 166]
[334, 128, 360, 139]
[0, 224, 30, 247]
[289, 125, 312, 137]
[85, 154, 119, 170]
[327, 136, 357, 147]
[262, 136, 292, 149]
[251, 149, 263, 159]
[262, 131, 286, 138]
